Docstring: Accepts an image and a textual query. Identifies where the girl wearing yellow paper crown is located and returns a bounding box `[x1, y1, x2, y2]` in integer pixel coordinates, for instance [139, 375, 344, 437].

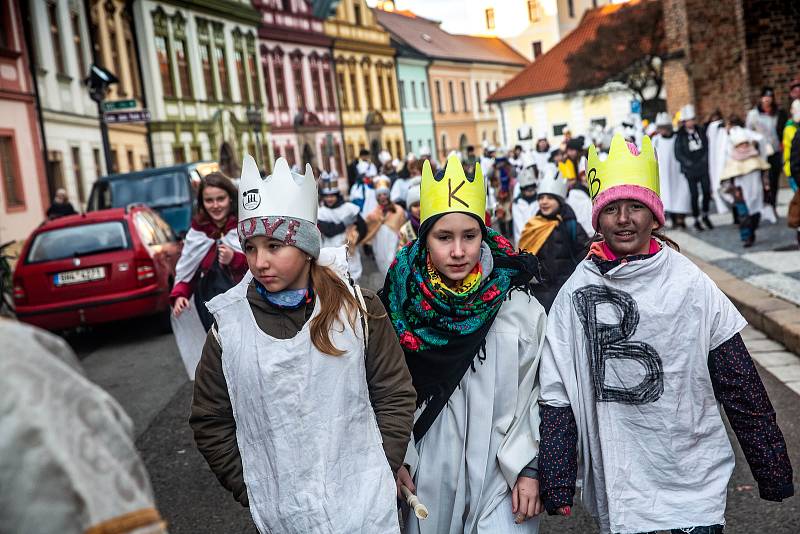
[381, 154, 547, 533]
[190, 156, 416, 534]
[537, 135, 794, 534]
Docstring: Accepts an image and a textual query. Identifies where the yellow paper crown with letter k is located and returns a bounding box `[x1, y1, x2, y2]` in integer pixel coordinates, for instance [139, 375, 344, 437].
[420, 154, 486, 224]
[587, 134, 660, 201]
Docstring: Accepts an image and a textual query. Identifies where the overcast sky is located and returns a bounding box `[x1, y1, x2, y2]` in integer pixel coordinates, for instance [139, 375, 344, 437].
[365, 0, 465, 33]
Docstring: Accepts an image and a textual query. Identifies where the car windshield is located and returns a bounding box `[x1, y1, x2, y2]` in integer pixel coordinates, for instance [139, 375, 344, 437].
[27, 221, 130, 263]
[109, 172, 190, 209]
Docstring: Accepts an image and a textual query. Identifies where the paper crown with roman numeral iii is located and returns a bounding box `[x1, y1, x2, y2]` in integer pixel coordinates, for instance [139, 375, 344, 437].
[420, 154, 486, 224]
[238, 155, 318, 225]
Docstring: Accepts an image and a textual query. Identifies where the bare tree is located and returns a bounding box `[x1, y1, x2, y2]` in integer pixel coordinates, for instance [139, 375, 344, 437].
[565, 0, 666, 113]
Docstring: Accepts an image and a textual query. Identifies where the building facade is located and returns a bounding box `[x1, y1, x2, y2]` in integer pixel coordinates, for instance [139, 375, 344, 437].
[254, 0, 344, 174]
[0, 0, 49, 241]
[373, 9, 435, 157]
[662, 0, 799, 119]
[489, 3, 637, 148]
[324, 0, 404, 163]
[133, 0, 268, 176]
[439, 0, 622, 61]
[373, 8, 527, 160]
[89, 0, 151, 174]
[29, 0, 105, 210]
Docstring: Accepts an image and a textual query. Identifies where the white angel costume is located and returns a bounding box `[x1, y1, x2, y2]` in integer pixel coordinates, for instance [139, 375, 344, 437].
[652, 133, 692, 215]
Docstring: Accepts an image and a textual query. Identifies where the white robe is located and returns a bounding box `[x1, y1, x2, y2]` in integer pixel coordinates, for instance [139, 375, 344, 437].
[405, 289, 547, 534]
[707, 120, 730, 214]
[567, 189, 595, 237]
[391, 177, 412, 205]
[350, 182, 378, 215]
[318, 202, 363, 282]
[171, 227, 242, 380]
[372, 225, 399, 279]
[512, 197, 539, 247]
[652, 134, 692, 215]
[539, 246, 746, 534]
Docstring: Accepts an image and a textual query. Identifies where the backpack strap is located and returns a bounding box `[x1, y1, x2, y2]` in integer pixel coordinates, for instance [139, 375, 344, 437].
[353, 283, 370, 351]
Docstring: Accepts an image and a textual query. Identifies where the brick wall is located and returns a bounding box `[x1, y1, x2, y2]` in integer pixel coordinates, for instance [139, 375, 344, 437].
[743, 0, 800, 110]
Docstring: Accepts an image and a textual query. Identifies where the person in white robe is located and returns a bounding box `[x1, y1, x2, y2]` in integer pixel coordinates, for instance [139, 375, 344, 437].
[383, 154, 546, 534]
[363, 176, 407, 277]
[719, 126, 770, 247]
[652, 112, 692, 227]
[538, 134, 794, 534]
[349, 159, 379, 215]
[317, 172, 366, 282]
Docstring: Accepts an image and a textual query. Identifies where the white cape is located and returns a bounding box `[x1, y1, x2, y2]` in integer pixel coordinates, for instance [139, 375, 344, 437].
[539, 246, 746, 534]
[405, 290, 546, 534]
[652, 134, 691, 215]
[171, 226, 242, 380]
[706, 120, 730, 214]
[567, 189, 595, 237]
[319, 202, 363, 282]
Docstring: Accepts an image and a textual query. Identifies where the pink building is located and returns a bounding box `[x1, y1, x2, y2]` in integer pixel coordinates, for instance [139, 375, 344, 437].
[254, 0, 344, 175]
[0, 0, 50, 243]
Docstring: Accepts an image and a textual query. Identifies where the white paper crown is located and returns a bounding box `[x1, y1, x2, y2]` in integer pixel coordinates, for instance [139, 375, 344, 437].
[238, 155, 318, 224]
[537, 170, 568, 199]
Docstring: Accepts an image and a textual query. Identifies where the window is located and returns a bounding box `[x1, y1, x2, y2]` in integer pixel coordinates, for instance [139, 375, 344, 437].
[349, 70, 358, 110]
[154, 36, 174, 97]
[420, 81, 428, 108]
[249, 51, 260, 104]
[461, 81, 468, 112]
[440, 133, 447, 155]
[48, 2, 66, 75]
[215, 41, 229, 97]
[93, 148, 103, 177]
[448, 80, 456, 112]
[0, 2, 9, 49]
[568, 0, 575, 18]
[107, 9, 122, 94]
[485, 8, 495, 30]
[485, 81, 492, 110]
[337, 70, 348, 111]
[285, 144, 296, 166]
[362, 68, 372, 111]
[435, 80, 443, 113]
[528, 0, 541, 22]
[174, 39, 193, 99]
[475, 82, 482, 112]
[125, 35, 141, 99]
[386, 69, 396, 110]
[173, 145, 185, 164]
[71, 12, 85, 77]
[291, 53, 305, 110]
[71, 146, 84, 203]
[0, 136, 24, 208]
[235, 47, 250, 102]
[398, 80, 406, 109]
[127, 149, 135, 171]
[553, 123, 567, 136]
[353, 3, 362, 25]
[110, 149, 119, 173]
[310, 58, 322, 110]
[410, 81, 417, 108]
[532, 41, 542, 59]
[376, 64, 386, 110]
[323, 60, 335, 111]
[273, 52, 287, 109]
[199, 43, 215, 100]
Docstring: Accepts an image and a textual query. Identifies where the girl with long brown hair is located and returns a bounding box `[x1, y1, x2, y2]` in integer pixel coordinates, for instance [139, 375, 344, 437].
[170, 172, 247, 378]
[190, 156, 416, 534]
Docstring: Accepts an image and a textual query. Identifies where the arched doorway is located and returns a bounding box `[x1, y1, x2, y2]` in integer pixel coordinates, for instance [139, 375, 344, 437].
[218, 142, 239, 178]
[458, 133, 469, 154]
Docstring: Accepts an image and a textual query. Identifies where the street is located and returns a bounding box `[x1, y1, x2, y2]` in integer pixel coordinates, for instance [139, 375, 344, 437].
[67, 228, 800, 534]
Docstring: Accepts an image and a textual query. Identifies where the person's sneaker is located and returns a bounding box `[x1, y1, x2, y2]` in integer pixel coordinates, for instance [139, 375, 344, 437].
[694, 220, 704, 231]
[743, 236, 755, 248]
[702, 216, 714, 230]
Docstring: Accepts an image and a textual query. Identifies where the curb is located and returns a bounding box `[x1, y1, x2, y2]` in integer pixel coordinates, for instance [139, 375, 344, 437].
[686, 252, 800, 357]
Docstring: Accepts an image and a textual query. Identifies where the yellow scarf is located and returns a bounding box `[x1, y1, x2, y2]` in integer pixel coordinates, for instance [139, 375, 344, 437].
[426, 256, 483, 296]
[558, 159, 576, 180]
[518, 215, 561, 255]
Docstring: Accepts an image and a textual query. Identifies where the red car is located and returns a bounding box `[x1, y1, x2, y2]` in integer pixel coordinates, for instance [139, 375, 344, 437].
[13, 205, 181, 331]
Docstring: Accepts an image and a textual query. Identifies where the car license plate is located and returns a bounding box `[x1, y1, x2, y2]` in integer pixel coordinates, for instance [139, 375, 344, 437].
[54, 266, 106, 286]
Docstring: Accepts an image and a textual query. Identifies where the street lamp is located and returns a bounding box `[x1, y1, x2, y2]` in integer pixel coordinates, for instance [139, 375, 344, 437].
[246, 107, 264, 171]
[85, 64, 119, 175]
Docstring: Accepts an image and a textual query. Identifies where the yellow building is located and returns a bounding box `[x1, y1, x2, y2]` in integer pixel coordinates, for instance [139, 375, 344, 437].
[488, 3, 636, 147]
[90, 0, 151, 173]
[324, 0, 404, 163]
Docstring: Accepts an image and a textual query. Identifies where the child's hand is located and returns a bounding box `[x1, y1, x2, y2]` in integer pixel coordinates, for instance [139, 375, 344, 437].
[172, 296, 190, 317]
[395, 465, 415, 498]
[512, 476, 543, 523]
